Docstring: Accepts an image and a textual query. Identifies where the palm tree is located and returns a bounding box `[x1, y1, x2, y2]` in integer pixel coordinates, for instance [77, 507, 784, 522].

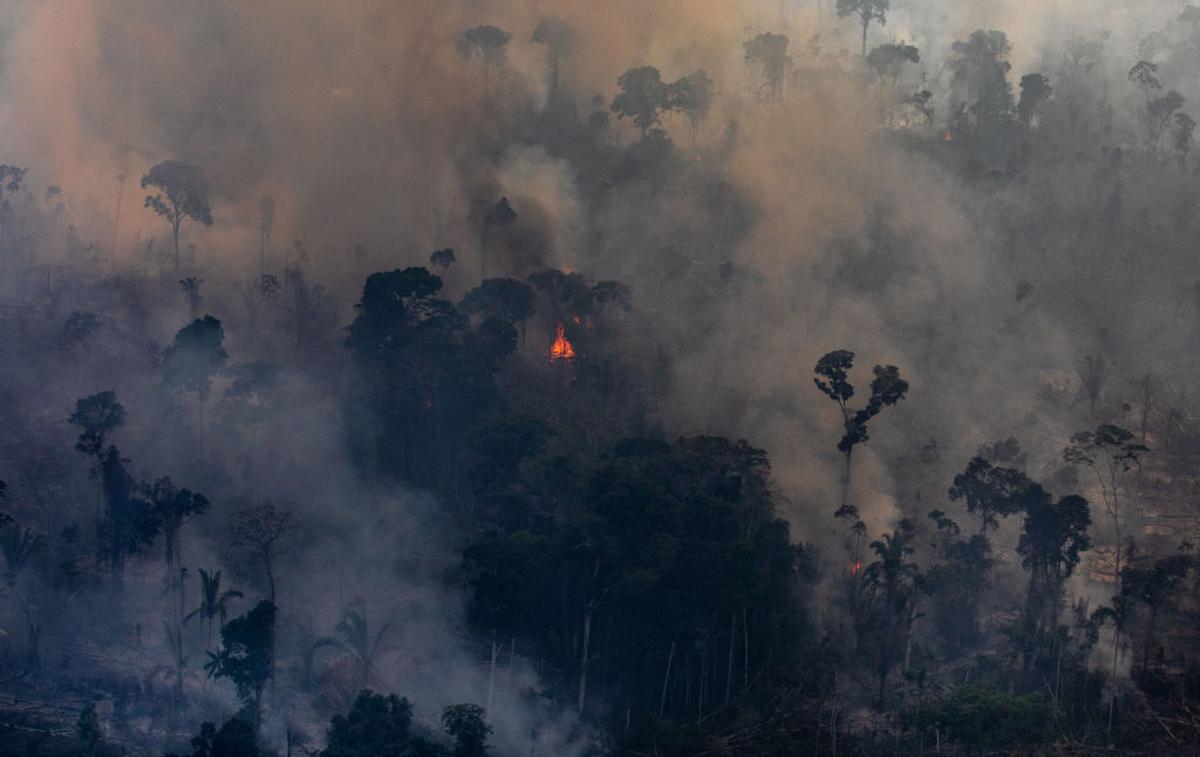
[314, 600, 395, 689]
[184, 568, 242, 648]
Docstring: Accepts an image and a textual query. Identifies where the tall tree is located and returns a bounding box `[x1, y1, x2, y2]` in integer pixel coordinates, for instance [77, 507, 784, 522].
[205, 600, 276, 728]
[163, 316, 228, 457]
[149, 477, 210, 626]
[456, 26, 511, 106]
[258, 195, 274, 274]
[1017, 73, 1053, 126]
[743, 33, 792, 103]
[141, 161, 213, 271]
[611, 66, 671, 136]
[836, 0, 890, 58]
[1063, 424, 1146, 583]
[531, 17, 574, 106]
[813, 349, 909, 511]
[185, 568, 243, 649]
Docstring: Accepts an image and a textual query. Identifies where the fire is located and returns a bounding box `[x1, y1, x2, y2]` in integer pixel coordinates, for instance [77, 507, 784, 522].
[849, 561, 862, 576]
[942, 130, 953, 142]
[549, 322, 576, 361]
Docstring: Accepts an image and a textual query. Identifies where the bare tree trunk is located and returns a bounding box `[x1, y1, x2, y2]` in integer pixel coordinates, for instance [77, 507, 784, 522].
[487, 633, 498, 715]
[725, 612, 736, 707]
[577, 607, 593, 712]
[742, 606, 749, 692]
[660, 639, 675, 717]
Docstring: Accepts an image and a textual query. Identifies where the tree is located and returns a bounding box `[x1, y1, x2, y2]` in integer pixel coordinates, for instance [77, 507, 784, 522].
[813, 349, 909, 510]
[1076, 354, 1108, 417]
[141, 161, 213, 271]
[168, 715, 260, 757]
[1148, 90, 1185, 153]
[1017, 488, 1090, 656]
[611, 66, 670, 136]
[531, 17, 574, 106]
[163, 316, 228, 456]
[179, 277, 204, 320]
[836, 0, 889, 58]
[1017, 73, 1052, 126]
[69, 391, 127, 466]
[442, 704, 491, 757]
[948, 455, 1032, 534]
[148, 477, 209, 626]
[743, 33, 792, 103]
[1063, 425, 1146, 582]
[206, 601, 276, 728]
[1121, 552, 1193, 677]
[866, 43, 919, 89]
[321, 690, 444, 757]
[98, 445, 159, 587]
[481, 198, 516, 279]
[430, 248, 456, 268]
[460, 278, 536, 342]
[1128, 61, 1161, 106]
[231, 502, 295, 605]
[456, 26, 511, 105]
[314, 601, 395, 690]
[860, 520, 919, 706]
[1173, 111, 1195, 169]
[185, 568, 243, 649]
[949, 30, 1014, 128]
[258, 195, 274, 273]
[667, 70, 715, 140]
[76, 704, 102, 756]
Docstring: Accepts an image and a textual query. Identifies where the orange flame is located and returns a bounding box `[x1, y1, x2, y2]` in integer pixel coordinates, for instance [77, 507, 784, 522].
[550, 322, 576, 361]
[849, 561, 862, 576]
[942, 130, 953, 142]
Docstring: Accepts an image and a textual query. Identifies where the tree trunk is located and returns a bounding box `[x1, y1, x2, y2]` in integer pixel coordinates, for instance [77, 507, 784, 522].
[487, 634, 498, 715]
[861, 16, 869, 58]
[725, 612, 736, 707]
[742, 606, 749, 692]
[578, 607, 593, 712]
[660, 639, 675, 717]
[841, 450, 853, 509]
[1142, 606, 1158, 679]
[173, 217, 181, 271]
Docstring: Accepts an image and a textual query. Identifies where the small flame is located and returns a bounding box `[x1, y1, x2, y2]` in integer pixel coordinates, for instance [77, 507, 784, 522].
[942, 130, 953, 142]
[849, 561, 862, 576]
[550, 322, 576, 361]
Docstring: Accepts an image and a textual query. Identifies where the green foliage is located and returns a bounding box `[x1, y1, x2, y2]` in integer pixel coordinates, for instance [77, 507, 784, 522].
[918, 684, 1056, 751]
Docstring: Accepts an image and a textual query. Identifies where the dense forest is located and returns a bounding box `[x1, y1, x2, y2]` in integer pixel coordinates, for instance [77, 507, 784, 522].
[4, 0, 1200, 754]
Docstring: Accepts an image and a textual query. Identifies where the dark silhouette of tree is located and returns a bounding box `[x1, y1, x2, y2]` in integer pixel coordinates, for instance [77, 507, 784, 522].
[611, 66, 671, 135]
[163, 316, 228, 456]
[1174, 111, 1196, 169]
[743, 33, 792, 103]
[141, 161, 213, 271]
[442, 704, 490, 757]
[320, 690, 445, 757]
[949, 30, 1014, 128]
[813, 349, 908, 511]
[925, 510, 994, 647]
[1063, 424, 1146, 582]
[860, 520, 919, 706]
[667, 70, 715, 140]
[430, 248, 456, 268]
[76, 704, 102, 756]
[1148, 90, 1185, 153]
[1017, 73, 1053, 126]
[866, 42, 919, 89]
[166, 716, 259, 757]
[205, 600, 276, 728]
[531, 17, 574, 106]
[836, 0, 889, 58]
[1017, 488, 1090, 664]
[480, 198, 516, 280]
[69, 391, 127, 472]
[231, 502, 295, 606]
[1076, 354, 1108, 417]
[179, 277, 204, 320]
[948, 455, 1032, 534]
[185, 568, 243, 649]
[456, 26, 511, 105]
[314, 600, 394, 690]
[148, 477, 209, 627]
[1121, 552, 1194, 677]
[460, 277, 536, 342]
[258, 195, 274, 274]
[98, 445, 159, 587]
